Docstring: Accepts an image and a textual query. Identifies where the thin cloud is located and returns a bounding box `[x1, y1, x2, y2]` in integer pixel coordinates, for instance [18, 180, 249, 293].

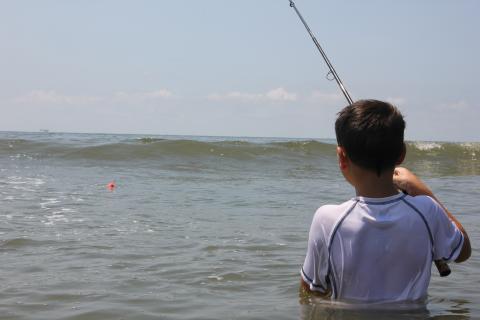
[385, 97, 406, 106]
[436, 100, 470, 111]
[13, 89, 174, 106]
[265, 88, 297, 101]
[145, 89, 173, 99]
[113, 89, 174, 103]
[13, 90, 101, 105]
[207, 87, 297, 103]
[207, 91, 262, 102]
[308, 91, 343, 105]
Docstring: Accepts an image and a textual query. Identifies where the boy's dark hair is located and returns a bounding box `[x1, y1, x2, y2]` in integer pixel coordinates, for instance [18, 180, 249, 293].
[335, 99, 406, 175]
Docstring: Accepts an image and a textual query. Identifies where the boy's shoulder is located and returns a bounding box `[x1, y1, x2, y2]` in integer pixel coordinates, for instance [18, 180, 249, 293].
[402, 194, 449, 227]
[403, 194, 438, 208]
[312, 198, 358, 228]
[316, 198, 357, 214]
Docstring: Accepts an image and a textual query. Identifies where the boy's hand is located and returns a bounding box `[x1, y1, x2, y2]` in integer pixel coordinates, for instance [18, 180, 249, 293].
[393, 167, 434, 197]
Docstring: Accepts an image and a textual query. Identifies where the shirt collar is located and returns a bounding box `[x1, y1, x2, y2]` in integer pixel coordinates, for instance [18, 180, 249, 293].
[355, 193, 406, 205]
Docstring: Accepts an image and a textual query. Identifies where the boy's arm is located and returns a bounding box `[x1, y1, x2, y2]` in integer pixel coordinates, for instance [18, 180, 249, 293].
[393, 167, 471, 263]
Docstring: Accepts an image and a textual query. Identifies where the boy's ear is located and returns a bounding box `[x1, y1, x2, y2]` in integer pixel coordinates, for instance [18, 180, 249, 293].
[337, 146, 349, 170]
[396, 143, 406, 165]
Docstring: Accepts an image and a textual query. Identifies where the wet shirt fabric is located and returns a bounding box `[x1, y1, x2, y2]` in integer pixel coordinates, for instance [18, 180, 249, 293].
[301, 193, 464, 303]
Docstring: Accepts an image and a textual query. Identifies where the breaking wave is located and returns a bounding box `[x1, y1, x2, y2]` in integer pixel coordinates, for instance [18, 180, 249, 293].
[0, 136, 478, 175]
[0, 138, 338, 161]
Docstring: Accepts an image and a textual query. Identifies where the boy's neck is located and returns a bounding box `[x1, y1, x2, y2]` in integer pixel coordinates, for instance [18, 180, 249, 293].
[350, 166, 399, 198]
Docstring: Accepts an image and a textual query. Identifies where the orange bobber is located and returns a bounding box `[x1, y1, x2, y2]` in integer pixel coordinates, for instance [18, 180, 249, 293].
[107, 181, 116, 190]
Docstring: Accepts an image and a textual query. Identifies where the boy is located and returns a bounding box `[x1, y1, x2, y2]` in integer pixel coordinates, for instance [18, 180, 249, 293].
[300, 100, 471, 302]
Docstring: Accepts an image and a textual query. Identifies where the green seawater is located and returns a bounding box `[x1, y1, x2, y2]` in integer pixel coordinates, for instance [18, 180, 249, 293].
[0, 132, 478, 319]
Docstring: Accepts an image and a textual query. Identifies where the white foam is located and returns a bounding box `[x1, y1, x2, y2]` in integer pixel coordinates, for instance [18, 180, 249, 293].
[412, 142, 442, 151]
[7, 176, 45, 186]
[43, 213, 69, 225]
[460, 143, 479, 160]
[40, 198, 60, 209]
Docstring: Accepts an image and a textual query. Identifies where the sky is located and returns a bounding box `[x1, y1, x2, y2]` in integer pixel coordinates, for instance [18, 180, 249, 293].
[0, 0, 479, 141]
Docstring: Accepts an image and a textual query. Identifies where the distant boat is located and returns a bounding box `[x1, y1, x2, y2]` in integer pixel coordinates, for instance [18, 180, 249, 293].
[39, 129, 50, 133]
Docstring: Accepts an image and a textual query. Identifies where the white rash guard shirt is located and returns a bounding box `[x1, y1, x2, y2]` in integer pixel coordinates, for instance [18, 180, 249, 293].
[301, 193, 464, 303]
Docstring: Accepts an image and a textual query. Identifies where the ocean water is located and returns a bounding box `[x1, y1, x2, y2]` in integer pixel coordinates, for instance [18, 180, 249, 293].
[0, 131, 478, 320]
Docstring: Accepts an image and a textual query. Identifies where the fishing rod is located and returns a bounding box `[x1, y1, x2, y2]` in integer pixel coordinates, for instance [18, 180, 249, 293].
[287, 0, 451, 278]
[288, 0, 353, 105]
